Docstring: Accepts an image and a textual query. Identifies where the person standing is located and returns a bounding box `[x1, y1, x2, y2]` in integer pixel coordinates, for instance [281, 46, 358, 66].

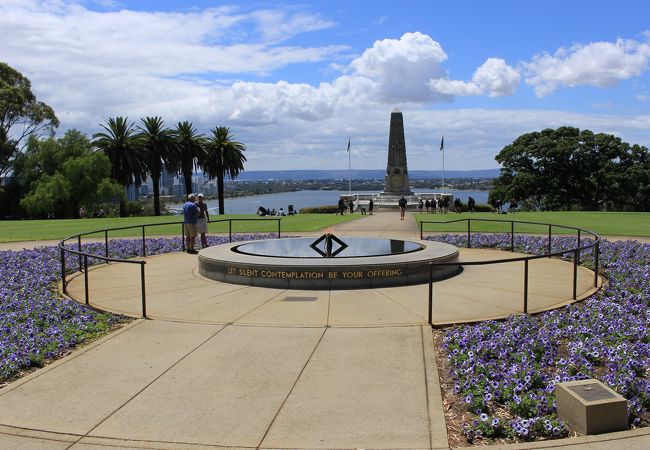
[349, 199, 354, 214]
[418, 199, 424, 213]
[398, 194, 407, 220]
[196, 193, 210, 248]
[183, 194, 199, 254]
[368, 199, 374, 215]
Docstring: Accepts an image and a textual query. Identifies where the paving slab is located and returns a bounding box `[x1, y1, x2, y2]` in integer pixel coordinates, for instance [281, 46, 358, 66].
[0, 320, 222, 435]
[89, 325, 324, 448]
[260, 326, 433, 449]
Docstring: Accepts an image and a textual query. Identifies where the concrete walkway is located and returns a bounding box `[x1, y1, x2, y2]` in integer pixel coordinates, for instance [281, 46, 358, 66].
[0, 212, 646, 449]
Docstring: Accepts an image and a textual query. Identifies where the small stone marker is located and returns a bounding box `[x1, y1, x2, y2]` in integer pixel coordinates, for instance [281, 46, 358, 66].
[555, 379, 628, 435]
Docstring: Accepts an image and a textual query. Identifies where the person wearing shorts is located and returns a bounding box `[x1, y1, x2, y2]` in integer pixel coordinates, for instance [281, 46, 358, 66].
[183, 194, 199, 254]
[196, 193, 210, 248]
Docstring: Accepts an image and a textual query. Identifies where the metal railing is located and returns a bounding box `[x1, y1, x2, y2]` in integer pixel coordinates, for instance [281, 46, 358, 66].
[59, 217, 283, 318]
[420, 218, 601, 326]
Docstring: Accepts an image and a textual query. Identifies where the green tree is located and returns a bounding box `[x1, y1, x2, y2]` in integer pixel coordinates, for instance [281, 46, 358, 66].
[172, 121, 206, 197]
[137, 116, 175, 216]
[491, 127, 650, 211]
[17, 130, 123, 218]
[92, 117, 145, 217]
[202, 126, 247, 214]
[0, 61, 59, 176]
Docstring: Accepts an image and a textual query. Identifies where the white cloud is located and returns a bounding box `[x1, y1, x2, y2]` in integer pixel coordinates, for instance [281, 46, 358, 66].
[1, 2, 648, 171]
[524, 37, 650, 96]
[349, 32, 450, 102]
[429, 58, 520, 97]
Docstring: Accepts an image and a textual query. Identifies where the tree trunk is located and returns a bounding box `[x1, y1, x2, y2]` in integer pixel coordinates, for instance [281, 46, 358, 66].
[152, 173, 161, 216]
[217, 172, 225, 215]
[183, 170, 193, 197]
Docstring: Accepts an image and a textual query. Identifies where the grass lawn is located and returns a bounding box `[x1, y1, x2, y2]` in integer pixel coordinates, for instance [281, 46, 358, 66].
[417, 211, 650, 237]
[0, 213, 359, 243]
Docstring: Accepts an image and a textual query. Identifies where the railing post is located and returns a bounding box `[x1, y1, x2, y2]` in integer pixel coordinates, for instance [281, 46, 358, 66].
[181, 222, 186, 251]
[547, 224, 552, 256]
[420, 220, 423, 240]
[573, 249, 578, 300]
[60, 246, 67, 294]
[229, 220, 233, 243]
[594, 240, 599, 287]
[511, 221, 515, 251]
[84, 254, 89, 305]
[141, 263, 147, 319]
[467, 219, 471, 249]
[104, 230, 109, 261]
[278, 218, 281, 238]
[576, 230, 581, 265]
[428, 263, 433, 326]
[142, 225, 146, 257]
[78, 236, 82, 272]
[523, 259, 529, 314]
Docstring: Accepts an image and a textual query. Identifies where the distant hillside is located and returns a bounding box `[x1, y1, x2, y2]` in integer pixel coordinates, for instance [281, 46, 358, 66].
[234, 169, 500, 181]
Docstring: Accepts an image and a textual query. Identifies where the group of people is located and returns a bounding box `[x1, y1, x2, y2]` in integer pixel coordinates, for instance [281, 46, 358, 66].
[182, 193, 210, 254]
[337, 198, 374, 215]
[257, 206, 292, 216]
[415, 197, 452, 214]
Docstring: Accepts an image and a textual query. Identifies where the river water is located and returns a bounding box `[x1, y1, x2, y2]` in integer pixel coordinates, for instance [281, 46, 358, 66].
[169, 189, 489, 215]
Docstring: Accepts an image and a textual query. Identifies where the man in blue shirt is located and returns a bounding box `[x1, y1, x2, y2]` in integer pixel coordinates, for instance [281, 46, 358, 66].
[183, 194, 199, 254]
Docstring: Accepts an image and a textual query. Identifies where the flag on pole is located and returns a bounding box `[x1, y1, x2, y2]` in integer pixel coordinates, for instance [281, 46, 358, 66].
[347, 138, 350, 152]
[440, 136, 444, 151]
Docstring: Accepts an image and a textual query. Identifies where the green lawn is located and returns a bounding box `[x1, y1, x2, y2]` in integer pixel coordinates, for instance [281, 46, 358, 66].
[1, 211, 648, 242]
[417, 211, 650, 237]
[0, 213, 359, 243]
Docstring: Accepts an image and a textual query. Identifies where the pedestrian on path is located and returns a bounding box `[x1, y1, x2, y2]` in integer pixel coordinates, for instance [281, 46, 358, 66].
[369, 199, 374, 215]
[398, 194, 407, 220]
[196, 193, 210, 249]
[183, 194, 199, 254]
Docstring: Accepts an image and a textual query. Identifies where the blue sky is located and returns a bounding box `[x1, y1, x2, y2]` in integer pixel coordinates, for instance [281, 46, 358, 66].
[2, 0, 649, 170]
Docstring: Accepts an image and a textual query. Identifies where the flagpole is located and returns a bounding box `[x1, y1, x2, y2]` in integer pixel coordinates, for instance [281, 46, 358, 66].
[440, 135, 445, 191]
[347, 138, 351, 195]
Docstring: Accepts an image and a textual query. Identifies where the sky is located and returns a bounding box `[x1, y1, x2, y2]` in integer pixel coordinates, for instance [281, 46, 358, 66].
[2, 0, 649, 171]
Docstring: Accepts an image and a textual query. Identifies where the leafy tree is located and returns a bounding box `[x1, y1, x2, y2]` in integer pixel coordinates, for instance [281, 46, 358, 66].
[137, 116, 175, 216]
[491, 127, 650, 211]
[0, 62, 59, 176]
[172, 121, 206, 197]
[16, 130, 123, 218]
[202, 126, 247, 214]
[92, 117, 145, 217]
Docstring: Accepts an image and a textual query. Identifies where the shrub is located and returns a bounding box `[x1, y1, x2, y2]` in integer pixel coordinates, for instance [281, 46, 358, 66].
[299, 205, 338, 214]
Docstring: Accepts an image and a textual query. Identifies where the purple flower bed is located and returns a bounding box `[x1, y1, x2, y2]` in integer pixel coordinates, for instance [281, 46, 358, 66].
[427, 234, 649, 443]
[1, 233, 276, 382]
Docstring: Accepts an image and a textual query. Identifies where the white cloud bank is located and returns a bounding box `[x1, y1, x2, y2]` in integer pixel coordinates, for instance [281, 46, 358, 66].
[0, 1, 648, 170]
[524, 37, 650, 96]
[429, 58, 520, 97]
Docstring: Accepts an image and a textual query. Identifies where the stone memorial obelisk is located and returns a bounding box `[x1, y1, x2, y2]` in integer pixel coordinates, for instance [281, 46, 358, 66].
[384, 109, 412, 195]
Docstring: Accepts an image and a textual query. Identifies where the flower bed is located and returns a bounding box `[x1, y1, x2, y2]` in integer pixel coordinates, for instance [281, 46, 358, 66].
[0, 234, 275, 383]
[428, 234, 649, 444]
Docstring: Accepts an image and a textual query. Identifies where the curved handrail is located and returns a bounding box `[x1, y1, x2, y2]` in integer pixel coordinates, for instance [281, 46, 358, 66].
[419, 217, 601, 325]
[58, 217, 283, 318]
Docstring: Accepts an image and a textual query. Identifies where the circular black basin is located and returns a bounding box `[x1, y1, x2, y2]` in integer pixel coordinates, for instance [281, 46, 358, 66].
[233, 237, 424, 258]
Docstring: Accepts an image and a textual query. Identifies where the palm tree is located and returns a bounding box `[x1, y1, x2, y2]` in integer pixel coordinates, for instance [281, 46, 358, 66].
[92, 117, 144, 217]
[137, 116, 175, 216]
[172, 121, 206, 196]
[202, 126, 247, 215]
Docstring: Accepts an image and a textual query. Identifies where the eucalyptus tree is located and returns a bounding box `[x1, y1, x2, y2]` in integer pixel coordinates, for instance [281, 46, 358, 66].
[137, 116, 175, 216]
[202, 126, 246, 215]
[172, 121, 206, 197]
[0, 62, 59, 176]
[92, 116, 145, 217]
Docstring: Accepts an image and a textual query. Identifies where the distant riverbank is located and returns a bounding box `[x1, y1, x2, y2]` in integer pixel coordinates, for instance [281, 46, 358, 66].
[169, 189, 490, 215]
